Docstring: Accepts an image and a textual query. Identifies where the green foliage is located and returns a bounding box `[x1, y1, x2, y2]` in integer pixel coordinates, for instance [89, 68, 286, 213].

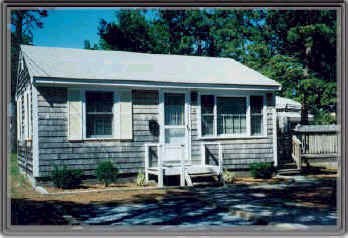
[136, 170, 146, 186]
[95, 161, 119, 187]
[222, 169, 236, 184]
[51, 165, 83, 189]
[249, 162, 275, 179]
[313, 110, 336, 125]
[11, 10, 48, 100]
[83, 40, 99, 50]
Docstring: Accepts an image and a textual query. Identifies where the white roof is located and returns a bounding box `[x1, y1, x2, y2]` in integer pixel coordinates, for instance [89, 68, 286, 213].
[21, 45, 280, 88]
[276, 96, 301, 110]
[277, 111, 314, 121]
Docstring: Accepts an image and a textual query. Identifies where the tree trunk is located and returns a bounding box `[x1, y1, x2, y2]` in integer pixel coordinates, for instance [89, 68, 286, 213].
[300, 46, 311, 125]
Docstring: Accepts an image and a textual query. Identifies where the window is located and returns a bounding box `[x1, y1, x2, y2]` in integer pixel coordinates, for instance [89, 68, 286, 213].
[165, 93, 185, 125]
[217, 97, 246, 135]
[200, 94, 265, 137]
[86, 91, 113, 138]
[164, 93, 186, 144]
[250, 96, 264, 135]
[201, 95, 215, 136]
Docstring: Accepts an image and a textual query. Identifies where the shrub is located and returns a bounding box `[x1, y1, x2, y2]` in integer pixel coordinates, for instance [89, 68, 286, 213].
[136, 171, 146, 186]
[222, 169, 236, 184]
[249, 162, 275, 179]
[96, 161, 118, 187]
[51, 165, 83, 189]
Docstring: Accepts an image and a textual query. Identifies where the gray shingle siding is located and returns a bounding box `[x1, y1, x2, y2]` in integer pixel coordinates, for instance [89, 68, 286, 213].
[37, 87, 159, 177]
[36, 87, 275, 178]
[16, 59, 33, 176]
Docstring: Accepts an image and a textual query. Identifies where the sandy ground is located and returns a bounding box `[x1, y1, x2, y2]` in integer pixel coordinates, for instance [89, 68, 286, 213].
[10, 155, 337, 225]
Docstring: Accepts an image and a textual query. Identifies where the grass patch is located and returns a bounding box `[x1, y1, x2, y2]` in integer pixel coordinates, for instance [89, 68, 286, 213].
[10, 153, 32, 198]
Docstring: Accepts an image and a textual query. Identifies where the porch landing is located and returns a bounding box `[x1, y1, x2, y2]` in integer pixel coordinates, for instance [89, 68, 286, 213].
[147, 164, 220, 176]
[145, 143, 223, 187]
[146, 164, 221, 187]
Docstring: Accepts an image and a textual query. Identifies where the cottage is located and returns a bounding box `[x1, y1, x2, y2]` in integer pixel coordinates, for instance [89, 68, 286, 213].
[16, 45, 281, 187]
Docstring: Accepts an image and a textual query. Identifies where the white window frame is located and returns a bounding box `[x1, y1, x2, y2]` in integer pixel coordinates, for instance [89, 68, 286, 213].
[198, 91, 267, 139]
[81, 88, 119, 140]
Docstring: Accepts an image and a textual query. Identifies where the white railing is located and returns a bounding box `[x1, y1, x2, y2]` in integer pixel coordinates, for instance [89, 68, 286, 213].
[145, 143, 186, 187]
[201, 142, 223, 174]
[144, 143, 161, 185]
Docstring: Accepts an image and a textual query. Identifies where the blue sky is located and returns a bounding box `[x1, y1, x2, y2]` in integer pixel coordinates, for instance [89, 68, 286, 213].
[32, 8, 118, 49]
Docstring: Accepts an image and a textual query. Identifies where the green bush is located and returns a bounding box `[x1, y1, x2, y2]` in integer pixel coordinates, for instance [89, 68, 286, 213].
[249, 162, 275, 179]
[222, 169, 236, 184]
[96, 161, 118, 187]
[136, 170, 146, 186]
[51, 165, 83, 189]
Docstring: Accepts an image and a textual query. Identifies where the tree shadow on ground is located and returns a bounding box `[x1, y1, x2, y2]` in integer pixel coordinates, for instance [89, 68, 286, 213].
[10, 178, 337, 226]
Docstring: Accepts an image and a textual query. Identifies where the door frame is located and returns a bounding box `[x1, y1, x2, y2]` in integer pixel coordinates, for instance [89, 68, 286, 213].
[159, 89, 191, 161]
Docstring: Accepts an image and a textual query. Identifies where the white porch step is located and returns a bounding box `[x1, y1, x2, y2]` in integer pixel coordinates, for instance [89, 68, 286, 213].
[187, 166, 220, 175]
[189, 172, 219, 178]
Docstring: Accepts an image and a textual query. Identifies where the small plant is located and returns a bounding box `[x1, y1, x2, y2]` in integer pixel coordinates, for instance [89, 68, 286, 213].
[249, 162, 275, 179]
[136, 170, 146, 186]
[95, 160, 118, 187]
[51, 165, 83, 189]
[222, 169, 236, 184]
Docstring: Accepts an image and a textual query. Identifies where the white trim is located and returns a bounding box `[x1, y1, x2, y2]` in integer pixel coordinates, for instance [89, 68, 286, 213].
[213, 95, 217, 136]
[263, 95, 268, 136]
[34, 77, 281, 92]
[272, 107, 278, 167]
[113, 91, 121, 139]
[32, 85, 39, 177]
[187, 91, 192, 162]
[82, 89, 86, 139]
[197, 93, 202, 138]
[158, 89, 164, 144]
[198, 135, 269, 140]
[23, 89, 28, 140]
[28, 87, 32, 140]
[17, 97, 22, 141]
[246, 95, 251, 136]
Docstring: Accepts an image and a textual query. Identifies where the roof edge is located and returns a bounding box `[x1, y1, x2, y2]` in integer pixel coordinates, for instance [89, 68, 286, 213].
[33, 76, 281, 91]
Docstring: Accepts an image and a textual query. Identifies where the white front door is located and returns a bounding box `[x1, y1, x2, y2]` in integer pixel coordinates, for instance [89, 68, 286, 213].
[160, 91, 190, 164]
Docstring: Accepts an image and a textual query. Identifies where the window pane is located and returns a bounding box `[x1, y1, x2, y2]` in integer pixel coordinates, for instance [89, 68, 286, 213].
[165, 128, 185, 144]
[86, 91, 113, 113]
[251, 96, 264, 135]
[165, 93, 185, 125]
[201, 95, 214, 136]
[202, 115, 214, 136]
[86, 91, 113, 138]
[250, 96, 263, 113]
[201, 95, 214, 114]
[87, 115, 112, 137]
[251, 115, 263, 135]
[217, 97, 246, 135]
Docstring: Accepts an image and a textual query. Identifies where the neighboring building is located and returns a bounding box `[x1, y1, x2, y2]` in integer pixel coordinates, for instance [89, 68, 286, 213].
[275, 96, 314, 164]
[15, 45, 281, 187]
[276, 96, 314, 133]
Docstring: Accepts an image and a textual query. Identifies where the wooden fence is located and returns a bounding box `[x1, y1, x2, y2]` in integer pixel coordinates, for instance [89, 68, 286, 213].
[291, 125, 338, 169]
